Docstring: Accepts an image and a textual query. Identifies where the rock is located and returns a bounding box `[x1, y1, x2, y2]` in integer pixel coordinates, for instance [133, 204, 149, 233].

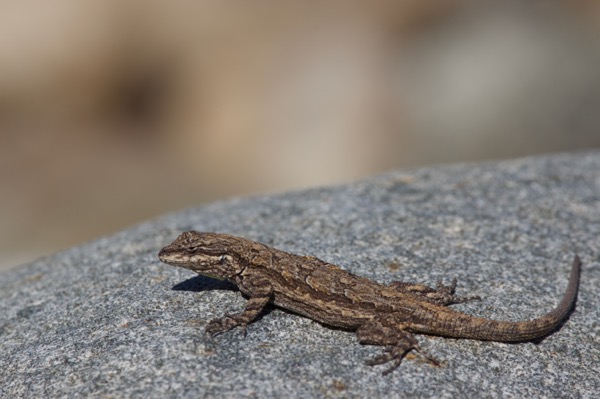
[1, 151, 599, 398]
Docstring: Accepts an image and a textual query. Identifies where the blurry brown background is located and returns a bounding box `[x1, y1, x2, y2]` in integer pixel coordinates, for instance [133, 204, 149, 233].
[2, 0, 600, 271]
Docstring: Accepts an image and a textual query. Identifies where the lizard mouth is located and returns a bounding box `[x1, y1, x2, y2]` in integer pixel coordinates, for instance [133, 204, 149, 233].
[158, 247, 185, 265]
[158, 247, 223, 271]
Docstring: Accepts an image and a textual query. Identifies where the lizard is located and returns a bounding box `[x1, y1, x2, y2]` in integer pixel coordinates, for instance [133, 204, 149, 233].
[158, 231, 581, 375]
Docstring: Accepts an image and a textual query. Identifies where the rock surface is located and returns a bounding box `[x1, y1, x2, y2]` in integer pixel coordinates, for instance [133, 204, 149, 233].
[1, 151, 599, 398]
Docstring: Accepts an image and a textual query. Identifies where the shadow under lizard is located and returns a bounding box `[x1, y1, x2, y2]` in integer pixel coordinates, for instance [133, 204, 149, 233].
[158, 231, 581, 375]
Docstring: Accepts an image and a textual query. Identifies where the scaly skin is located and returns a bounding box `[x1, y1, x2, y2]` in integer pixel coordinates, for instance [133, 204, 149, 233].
[158, 231, 581, 374]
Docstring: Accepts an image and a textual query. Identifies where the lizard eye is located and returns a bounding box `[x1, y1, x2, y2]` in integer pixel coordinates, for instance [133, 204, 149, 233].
[187, 246, 200, 254]
[219, 255, 227, 264]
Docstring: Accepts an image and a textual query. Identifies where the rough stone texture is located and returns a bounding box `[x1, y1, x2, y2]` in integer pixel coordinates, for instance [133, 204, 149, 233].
[1, 151, 599, 398]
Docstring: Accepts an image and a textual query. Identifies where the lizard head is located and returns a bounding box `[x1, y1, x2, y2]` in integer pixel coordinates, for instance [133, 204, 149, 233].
[158, 231, 244, 280]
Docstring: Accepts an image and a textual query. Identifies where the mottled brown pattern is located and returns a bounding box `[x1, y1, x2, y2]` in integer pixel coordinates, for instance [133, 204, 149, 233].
[158, 231, 581, 374]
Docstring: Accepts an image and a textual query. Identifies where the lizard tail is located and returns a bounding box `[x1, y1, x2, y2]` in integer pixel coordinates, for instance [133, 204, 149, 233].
[544, 254, 581, 326]
[414, 255, 581, 342]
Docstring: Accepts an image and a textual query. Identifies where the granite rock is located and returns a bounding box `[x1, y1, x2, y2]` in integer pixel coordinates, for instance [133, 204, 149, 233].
[1, 152, 599, 398]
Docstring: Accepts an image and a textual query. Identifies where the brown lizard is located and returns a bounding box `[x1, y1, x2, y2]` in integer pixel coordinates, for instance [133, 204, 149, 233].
[158, 231, 581, 374]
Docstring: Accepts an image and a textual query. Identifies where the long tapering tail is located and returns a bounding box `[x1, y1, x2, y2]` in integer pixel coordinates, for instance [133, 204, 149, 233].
[412, 256, 581, 342]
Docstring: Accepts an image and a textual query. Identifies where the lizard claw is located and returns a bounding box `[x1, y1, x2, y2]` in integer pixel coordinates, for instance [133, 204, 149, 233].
[239, 323, 248, 338]
[413, 343, 441, 367]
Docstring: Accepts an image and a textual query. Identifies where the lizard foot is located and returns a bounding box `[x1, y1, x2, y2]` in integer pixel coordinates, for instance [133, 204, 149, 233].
[434, 278, 481, 305]
[205, 315, 247, 337]
[365, 340, 440, 375]
[389, 278, 480, 305]
[358, 320, 440, 375]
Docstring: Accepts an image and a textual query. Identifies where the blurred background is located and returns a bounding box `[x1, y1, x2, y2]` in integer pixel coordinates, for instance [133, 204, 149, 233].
[2, 0, 600, 271]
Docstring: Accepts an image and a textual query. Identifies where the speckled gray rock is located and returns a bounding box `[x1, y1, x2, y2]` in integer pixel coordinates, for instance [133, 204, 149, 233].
[1, 152, 599, 398]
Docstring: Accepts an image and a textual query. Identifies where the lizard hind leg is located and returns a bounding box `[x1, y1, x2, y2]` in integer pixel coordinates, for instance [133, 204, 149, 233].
[357, 315, 440, 375]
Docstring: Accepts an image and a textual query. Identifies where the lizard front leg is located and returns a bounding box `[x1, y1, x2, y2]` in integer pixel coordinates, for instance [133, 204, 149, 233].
[357, 313, 440, 375]
[205, 275, 273, 337]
